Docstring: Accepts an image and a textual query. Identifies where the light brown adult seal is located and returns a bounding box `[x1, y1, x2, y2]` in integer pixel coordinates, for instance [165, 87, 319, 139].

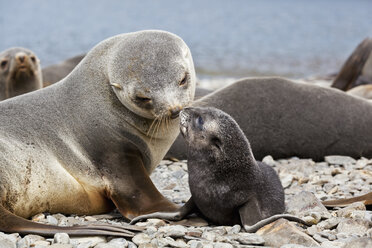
[0, 47, 42, 100]
[0, 30, 196, 237]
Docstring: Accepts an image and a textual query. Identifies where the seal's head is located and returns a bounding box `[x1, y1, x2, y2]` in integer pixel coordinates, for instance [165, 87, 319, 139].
[180, 107, 253, 161]
[108, 30, 196, 120]
[0, 47, 42, 100]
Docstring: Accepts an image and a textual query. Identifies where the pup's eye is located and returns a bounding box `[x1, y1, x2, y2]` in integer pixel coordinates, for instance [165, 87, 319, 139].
[135, 95, 152, 103]
[30, 56, 36, 63]
[179, 74, 188, 86]
[1, 60, 8, 68]
[196, 116, 204, 127]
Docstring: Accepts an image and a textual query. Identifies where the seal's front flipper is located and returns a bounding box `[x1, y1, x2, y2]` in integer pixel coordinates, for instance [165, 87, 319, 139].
[107, 152, 179, 219]
[0, 205, 142, 237]
[322, 192, 372, 207]
[130, 197, 196, 224]
[239, 198, 263, 229]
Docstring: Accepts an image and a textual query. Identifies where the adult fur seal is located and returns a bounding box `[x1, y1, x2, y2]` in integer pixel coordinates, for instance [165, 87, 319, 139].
[0, 47, 42, 100]
[167, 77, 372, 161]
[131, 107, 308, 232]
[0, 30, 196, 237]
[42, 54, 85, 87]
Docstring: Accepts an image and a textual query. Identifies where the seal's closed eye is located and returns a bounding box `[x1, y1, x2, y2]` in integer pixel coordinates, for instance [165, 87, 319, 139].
[135, 95, 152, 103]
[179, 74, 188, 86]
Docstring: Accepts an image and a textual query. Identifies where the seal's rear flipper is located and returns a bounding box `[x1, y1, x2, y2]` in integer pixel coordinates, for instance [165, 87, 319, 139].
[0, 205, 143, 237]
[322, 192, 372, 208]
[239, 200, 310, 233]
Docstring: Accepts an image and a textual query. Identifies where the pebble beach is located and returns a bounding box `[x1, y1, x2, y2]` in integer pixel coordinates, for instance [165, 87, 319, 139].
[0, 155, 370, 248]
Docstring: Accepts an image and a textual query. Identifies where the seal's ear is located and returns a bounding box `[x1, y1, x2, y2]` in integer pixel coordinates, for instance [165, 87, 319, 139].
[211, 136, 222, 151]
[110, 83, 122, 90]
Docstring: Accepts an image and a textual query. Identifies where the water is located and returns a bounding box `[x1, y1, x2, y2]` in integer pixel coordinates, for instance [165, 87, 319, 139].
[1, 0, 371, 79]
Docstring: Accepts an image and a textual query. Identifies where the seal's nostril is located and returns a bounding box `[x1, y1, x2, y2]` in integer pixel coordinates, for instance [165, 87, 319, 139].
[170, 109, 180, 119]
[18, 56, 25, 63]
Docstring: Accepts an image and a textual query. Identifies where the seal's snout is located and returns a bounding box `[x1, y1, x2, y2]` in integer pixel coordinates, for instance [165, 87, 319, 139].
[179, 110, 190, 137]
[16, 53, 27, 64]
[169, 106, 182, 119]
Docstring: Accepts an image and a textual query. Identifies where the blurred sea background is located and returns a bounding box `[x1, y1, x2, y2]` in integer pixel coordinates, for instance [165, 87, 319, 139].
[1, 0, 371, 88]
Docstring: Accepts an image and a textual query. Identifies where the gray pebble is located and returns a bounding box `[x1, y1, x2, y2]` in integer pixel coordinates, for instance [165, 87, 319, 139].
[202, 231, 217, 242]
[47, 215, 59, 225]
[158, 225, 187, 238]
[227, 225, 241, 234]
[0, 238, 15, 248]
[17, 234, 45, 248]
[235, 233, 265, 245]
[324, 156, 356, 165]
[132, 233, 151, 245]
[188, 240, 203, 248]
[337, 219, 370, 236]
[53, 233, 70, 244]
[213, 242, 233, 248]
[127, 241, 137, 248]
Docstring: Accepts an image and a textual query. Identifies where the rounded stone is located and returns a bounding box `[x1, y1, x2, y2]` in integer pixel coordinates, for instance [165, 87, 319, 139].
[53, 233, 70, 244]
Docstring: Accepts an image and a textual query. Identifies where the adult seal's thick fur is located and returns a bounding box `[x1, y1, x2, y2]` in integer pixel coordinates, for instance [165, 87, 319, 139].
[167, 77, 372, 161]
[131, 107, 308, 232]
[0, 47, 42, 100]
[42, 54, 85, 87]
[0, 30, 196, 236]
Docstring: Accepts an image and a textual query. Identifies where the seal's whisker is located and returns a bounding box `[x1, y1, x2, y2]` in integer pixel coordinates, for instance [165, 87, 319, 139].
[155, 116, 162, 137]
[149, 116, 159, 142]
[151, 117, 162, 144]
[166, 116, 170, 131]
[147, 117, 158, 137]
[160, 116, 165, 133]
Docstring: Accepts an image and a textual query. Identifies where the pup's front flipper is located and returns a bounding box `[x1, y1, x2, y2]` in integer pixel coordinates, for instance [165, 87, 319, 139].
[130, 197, 196, 224]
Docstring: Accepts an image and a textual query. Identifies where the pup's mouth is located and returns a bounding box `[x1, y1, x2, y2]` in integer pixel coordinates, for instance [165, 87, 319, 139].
[179, 110, 189, 137]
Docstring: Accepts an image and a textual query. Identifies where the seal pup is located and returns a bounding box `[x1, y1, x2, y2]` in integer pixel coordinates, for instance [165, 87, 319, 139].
[167, 77, 372, 161]
[131, 107, 309, 232]
[42, 54, 85, 87]
[0, 30, 196, 237]
[0, 47, 42, 100]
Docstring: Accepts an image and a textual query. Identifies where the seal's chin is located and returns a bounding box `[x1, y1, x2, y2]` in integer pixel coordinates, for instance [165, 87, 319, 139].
[179, 110, 189, 138]
[180, 125, 188, 138]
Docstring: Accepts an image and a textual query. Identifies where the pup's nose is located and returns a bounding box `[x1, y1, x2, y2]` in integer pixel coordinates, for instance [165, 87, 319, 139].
[170, 107, 182, 119]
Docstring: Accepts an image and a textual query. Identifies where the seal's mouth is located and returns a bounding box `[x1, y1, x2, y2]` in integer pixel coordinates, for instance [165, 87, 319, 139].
[179, 110, 189, 137]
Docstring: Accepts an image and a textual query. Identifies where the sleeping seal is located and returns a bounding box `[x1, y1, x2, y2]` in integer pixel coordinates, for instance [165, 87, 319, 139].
[0, 30, 196, 237]
[167, 77, 372, 161]
[131, 107, 309, 232]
